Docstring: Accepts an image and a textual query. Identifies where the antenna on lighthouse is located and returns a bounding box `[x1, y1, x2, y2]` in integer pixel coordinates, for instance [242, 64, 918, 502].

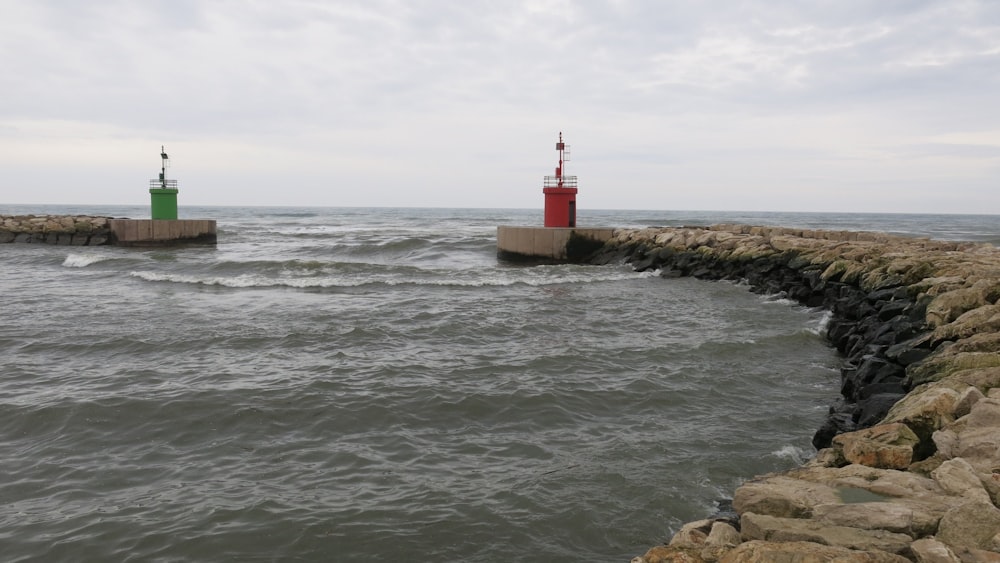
[555, 132, 572, 187]
[159, 146, 170, 188]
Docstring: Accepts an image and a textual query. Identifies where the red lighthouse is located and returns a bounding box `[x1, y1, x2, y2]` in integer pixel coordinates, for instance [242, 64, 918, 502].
[542, 132, 578, 227]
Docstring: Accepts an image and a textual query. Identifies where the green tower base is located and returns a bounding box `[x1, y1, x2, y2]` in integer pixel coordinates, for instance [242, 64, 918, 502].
[149, 188, 179, 220]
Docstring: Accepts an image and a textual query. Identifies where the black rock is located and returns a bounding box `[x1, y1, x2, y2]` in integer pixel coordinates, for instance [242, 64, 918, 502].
[856, 393, 906, 428]
[813, 412, 858, 450]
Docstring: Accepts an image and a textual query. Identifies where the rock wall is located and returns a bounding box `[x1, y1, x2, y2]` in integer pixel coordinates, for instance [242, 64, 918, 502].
[0, 214, 113, 245]
[589, 225, 1000, 562]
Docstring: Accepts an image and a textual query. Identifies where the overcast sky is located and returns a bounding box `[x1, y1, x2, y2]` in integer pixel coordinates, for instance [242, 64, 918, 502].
[1, 0, 998, 213]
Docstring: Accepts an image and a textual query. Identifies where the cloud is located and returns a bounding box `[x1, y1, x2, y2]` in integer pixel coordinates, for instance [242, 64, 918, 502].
[0, 0, 998, 212]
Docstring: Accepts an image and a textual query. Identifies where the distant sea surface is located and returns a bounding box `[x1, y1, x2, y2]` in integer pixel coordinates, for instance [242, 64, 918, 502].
[2, 205, 998, 562]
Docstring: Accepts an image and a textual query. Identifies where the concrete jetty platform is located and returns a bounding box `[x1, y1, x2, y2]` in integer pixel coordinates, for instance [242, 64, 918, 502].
[108, 219, 216, 247]
[1, 215, 216, 246]
[496, 225, 615, 263]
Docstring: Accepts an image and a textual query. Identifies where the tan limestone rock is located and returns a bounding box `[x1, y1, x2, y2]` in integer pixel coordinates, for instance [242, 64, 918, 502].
[936, 499, 1000, 551]
[932, 305, 1000, 344]
[953, 547, 1000, 562]
[955, 386, 988, 418]
[884, 384, 962, 440]
[908, 353, 1000, 387]
[910, 452, 948, 476]
[910, 538, 962, 563]
[934, 427, 962, 459]
[943, 398, 1000, 473]
[964, 398, 1000, 427]
[832, 423, 920, 469]
[785, 464, 945, 498]
[805, 447, 846, 468]
[632, 545, 707, 563]
[668, 519, 713, 549]
[719, 540, 909, 562]
[949, 367, 1000, 393]
[941, 332, 1000, 355]
[931, 457, 993, 504]
[732, 475, 841, 518]
[953, 425, 1000, 474]
[926, 285, 997, 328]
[700, 522, 742, 562]
[812, 501, 939, 538]
[740, 512, 913, 555]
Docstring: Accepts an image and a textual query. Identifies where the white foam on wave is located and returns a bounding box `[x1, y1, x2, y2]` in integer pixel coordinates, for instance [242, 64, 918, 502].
[760, 293, 797, 306]
[809, 310, 834, 336]
[130, 271, 273, 288]
[129, 267, 655, 289]
[771, 445, 810, 465]
[63, 253, 112, 268]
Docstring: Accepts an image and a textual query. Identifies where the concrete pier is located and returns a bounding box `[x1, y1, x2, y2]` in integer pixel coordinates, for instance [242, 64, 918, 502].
[109, 219, 216, 247]
[0, 215, 216, 246]
[496, 226, 615, 263]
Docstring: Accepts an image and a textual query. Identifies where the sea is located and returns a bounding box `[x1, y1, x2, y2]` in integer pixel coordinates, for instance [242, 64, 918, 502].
[2, 205, 998, 562]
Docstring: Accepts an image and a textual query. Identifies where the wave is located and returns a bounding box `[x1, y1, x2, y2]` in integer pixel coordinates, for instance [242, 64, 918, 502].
[759, 293, 797, 306]
[770, 445, 812, 465]
[62, 253, 114, 268]
[809, 311, 834, 337]
[128, 267, 655, 289]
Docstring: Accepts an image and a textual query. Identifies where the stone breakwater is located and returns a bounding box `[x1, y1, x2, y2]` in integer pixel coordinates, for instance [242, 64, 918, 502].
[590, 225, 1000, 562]
[1, 214, 113, 245]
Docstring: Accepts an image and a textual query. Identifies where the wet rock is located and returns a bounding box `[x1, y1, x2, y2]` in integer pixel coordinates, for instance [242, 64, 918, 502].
[857, 390, 907, 425]
[814, 412, 859, 450]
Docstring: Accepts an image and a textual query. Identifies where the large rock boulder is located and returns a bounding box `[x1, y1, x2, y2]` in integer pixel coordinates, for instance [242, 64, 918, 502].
[883, 384, 962, 444]
[812, 500, 941, 538]
[719, 540, 909, 562]
[732, 475, 841, 518]
[909, 538, 962, 563]
[925, 282, 1000, 328]
[930, 458, 993, 504]
[908, 353, 1000, 387]
[832, 423, 920, 469]
[936, 499, 1000, 551]
[740, 512, 913, 555]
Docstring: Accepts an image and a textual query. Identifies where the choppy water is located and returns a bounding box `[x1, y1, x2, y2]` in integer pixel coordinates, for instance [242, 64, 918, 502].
[1, 205, 996, 561]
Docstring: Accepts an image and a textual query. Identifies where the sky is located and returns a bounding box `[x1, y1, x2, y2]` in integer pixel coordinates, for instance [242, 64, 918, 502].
[1, 0, 998, 213]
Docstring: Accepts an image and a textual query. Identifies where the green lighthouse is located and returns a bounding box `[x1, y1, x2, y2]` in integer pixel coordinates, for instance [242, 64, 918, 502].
[149, 146, 178, 220]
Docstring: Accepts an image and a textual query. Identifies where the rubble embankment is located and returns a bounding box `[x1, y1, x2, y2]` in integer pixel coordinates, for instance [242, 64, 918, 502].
[1, 214, 113, 245]
[593, 225, 1000, 562]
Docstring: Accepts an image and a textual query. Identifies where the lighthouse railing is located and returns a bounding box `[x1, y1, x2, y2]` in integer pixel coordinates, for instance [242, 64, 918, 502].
[150, 179, 179, 189]
[543, 175, 578, 188]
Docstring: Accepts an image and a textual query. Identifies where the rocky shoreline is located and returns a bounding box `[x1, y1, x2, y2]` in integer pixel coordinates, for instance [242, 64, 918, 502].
[0, 214, 114, 245]
[589, 225, 1000, 562]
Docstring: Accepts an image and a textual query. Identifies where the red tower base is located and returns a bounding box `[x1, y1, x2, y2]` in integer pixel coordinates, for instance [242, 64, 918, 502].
[543, 187, 578, 228]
